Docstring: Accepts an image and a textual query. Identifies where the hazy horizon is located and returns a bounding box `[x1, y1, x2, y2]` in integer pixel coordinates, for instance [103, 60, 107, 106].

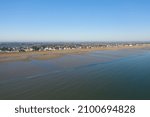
[1, 40, 150, 43]
[0, 0, 150, 42]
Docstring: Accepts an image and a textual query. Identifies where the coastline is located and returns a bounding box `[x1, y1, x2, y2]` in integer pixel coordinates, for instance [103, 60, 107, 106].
[0, 44, 150, 63]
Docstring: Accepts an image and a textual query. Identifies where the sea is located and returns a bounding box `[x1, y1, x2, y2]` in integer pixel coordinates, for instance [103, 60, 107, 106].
[0, 48, 150, 99]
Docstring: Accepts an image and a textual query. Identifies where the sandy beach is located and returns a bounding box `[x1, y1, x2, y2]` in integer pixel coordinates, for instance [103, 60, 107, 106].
[0, 44, 150, 63]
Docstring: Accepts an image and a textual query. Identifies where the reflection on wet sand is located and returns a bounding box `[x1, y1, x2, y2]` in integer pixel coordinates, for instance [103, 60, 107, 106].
[0, 48, 150, 99]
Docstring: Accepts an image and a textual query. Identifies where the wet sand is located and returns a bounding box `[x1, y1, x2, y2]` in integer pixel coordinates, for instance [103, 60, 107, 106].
[1, 47, 150, 99]
[0, 44, 150, 63]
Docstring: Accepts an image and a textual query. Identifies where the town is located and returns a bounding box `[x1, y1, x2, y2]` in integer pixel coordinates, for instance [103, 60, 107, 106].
[0, 42, 149, 53]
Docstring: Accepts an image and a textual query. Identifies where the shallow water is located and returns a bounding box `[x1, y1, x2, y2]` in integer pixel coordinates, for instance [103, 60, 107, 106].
[0, 48, 150, 99]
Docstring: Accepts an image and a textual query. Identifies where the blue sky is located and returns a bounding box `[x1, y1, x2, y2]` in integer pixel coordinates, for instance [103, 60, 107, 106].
[0, 0, 150, 42]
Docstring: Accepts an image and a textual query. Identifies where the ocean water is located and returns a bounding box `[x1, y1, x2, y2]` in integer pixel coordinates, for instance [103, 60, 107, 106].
[0, 48, 150, 99]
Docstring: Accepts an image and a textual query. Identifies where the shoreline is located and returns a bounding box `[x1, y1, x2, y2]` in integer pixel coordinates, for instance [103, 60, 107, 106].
[0, 44, 150, 63]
